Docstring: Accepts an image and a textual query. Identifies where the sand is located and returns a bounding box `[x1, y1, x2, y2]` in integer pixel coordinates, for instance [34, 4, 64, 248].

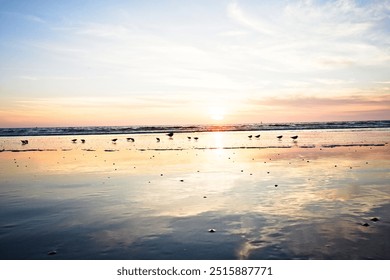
[0, 129, 389, 259]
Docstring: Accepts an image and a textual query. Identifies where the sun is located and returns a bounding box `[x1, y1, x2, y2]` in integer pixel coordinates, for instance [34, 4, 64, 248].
[208, 106, 225, 121]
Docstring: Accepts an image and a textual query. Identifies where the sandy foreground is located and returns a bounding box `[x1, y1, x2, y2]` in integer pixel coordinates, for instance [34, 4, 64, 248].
[0, 129, 389, 259]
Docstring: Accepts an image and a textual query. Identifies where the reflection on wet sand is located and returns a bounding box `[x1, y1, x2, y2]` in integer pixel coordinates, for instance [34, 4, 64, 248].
[0, 130, 389, 259]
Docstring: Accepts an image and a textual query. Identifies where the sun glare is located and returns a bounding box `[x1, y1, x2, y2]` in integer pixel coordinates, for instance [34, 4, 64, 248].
[209, 106, 225, 121]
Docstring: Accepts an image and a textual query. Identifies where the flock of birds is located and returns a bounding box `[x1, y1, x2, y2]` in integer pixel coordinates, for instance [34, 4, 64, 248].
[19, 133, 299, 145]
[248, 134, 298, 140]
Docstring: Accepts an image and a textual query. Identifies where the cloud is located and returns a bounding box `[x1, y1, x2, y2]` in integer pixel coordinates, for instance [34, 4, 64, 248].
[75, 23, 130, 39]
[257, 94, 390, 108]
[1, 11, 46, 23]
[23, 14, 45, 23]
[225, 0, 390, 73]
[239, 94, 390, 121]
[226, 2, 275, 35]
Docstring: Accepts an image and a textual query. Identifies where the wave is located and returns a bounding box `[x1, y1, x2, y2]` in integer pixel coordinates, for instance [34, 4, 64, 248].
[1, 120, 389, 137]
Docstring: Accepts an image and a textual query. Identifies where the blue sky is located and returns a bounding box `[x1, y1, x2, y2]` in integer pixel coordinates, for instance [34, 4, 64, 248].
[0, 0, 389, 127]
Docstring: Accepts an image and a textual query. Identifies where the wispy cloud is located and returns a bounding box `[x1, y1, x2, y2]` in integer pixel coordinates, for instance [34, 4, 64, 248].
[75, 23, 130, 39]
[225, 0, 390, 73]
[1, 11, 46, 23]
[227, 2, 276, 35]
[257, 94, 390, 108]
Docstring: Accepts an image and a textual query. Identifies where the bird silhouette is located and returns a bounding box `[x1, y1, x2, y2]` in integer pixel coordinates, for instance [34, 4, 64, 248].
[156, 137, 160, 142]
[167, 132, 174, 138]
[127, 137, 135, 142]
[277, 135, 283, 140]
[291, 136, 298, 140]
[255, 135, 260, 138]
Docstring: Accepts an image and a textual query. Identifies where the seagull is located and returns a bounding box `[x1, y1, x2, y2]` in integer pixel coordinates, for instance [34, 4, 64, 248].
[112, 138, 118, 143]
[156, 137, 160, 142]
[81, 139, 86, 143]
[277, 135, 283, 140]
[255, 135, 260, 138]
[126, 137, 135, 142]
[71, 139, 77, 143]
[167, 132, 174, 138]
[291, 136, 298, 140]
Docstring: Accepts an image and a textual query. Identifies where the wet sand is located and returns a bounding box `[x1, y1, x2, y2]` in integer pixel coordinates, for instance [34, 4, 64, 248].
[0, 129, 389, 259]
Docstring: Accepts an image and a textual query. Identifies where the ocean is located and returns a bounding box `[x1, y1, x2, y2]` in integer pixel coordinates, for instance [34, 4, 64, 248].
[1, 120, 389, 137]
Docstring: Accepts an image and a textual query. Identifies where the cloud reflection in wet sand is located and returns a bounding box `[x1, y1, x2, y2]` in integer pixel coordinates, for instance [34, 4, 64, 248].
[0, 130, 389, 259]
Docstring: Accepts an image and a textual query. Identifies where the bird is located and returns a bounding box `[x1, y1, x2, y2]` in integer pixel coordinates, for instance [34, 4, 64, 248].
[71, 139, 77, 143]
[291, 136, 298, 140]
[248, 135, 253, 139]
[126, 137, 135, 142]
[167, 132, 174, 138]
[81, 139, 86, 143]
[187, 136, 191, 140]
[112, 138, 118, 143]
[255, 135, 260, 138]
[194, 137, 199, 141]
[277, 135, 283, 140]
[21, 140, 28, 145]
[156, 137, 160, 142]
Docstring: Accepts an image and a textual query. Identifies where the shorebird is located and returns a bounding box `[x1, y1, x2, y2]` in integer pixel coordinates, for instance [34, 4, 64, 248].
[127, 137, 135, 142]
[255, 135, 260, 138]
[156, 137, 160, 142]
[21, 140, 29, 145]
[248, 135, 253, 139]
[277, 135, 283, 140]
[291, 136, 298, 140]
[111, 138, 118, 143]
[81, 139, 86, 143]
[187, 136, 191, 140]
[71, 139, 77, 143]
[166, 132, 174, 138]
[194, 137, 199, 141]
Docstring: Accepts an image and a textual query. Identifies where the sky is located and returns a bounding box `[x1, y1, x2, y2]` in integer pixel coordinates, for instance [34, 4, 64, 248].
[0, 0, 389, 127]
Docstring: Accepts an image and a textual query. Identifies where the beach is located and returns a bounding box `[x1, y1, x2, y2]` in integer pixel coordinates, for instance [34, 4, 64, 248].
[0, 128, 389, 260]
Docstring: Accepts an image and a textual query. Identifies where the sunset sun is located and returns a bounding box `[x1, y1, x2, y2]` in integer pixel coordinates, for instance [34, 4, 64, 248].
[208, 106, 226, 121]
